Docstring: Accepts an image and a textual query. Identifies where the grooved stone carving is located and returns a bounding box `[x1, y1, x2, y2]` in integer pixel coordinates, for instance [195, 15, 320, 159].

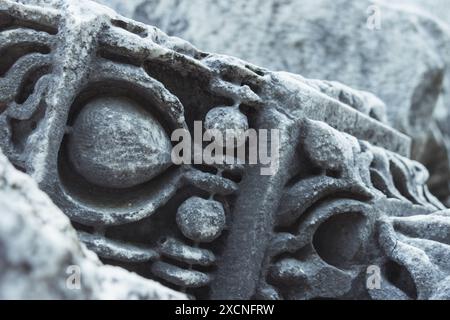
[115, 0, 450, 208]
[0, 0, 449, 300]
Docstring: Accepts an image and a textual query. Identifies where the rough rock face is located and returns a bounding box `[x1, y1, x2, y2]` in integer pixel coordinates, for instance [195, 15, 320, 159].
[110, 0, 450, 206]
[0, 0, 450, 300]
[0, 150, 186, 299]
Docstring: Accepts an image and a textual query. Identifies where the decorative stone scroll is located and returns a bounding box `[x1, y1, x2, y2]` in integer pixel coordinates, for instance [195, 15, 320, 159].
[0, 0, 449, 299]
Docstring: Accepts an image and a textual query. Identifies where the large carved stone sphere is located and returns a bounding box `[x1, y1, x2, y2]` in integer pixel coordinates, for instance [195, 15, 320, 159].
[68, 96, 172, 189]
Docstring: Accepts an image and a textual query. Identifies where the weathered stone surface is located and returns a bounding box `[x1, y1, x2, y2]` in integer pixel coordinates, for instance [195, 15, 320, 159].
[113, 0, 450, 205]
[68, 96, 173, 189]
[0, 0, 449, 300]
[0, 149, 186, 299]
[112, 0, 444, 130]
[176, 197, 226, 243]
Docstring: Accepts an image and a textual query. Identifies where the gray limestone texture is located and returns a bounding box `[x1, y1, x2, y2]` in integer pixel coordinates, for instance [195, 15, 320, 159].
[0, 0, 449, 300]
[110, 0, 450, 207]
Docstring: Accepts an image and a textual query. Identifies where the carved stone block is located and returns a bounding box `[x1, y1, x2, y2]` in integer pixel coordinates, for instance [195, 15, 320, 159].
[0, 0, 449, 299]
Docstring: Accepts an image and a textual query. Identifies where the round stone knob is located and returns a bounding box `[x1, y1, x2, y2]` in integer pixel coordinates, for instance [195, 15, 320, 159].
[68, 96, 172, 189]
[204, 106, 249, 148]
[176, 196, 226, 242]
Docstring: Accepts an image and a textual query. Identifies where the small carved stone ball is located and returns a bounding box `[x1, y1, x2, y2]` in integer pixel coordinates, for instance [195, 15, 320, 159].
[204, 107, 249, 148]
[68, 96, 172, 189]
[176, 196, 226, 242]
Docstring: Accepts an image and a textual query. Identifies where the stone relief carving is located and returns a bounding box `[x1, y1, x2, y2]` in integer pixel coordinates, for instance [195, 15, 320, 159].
[0, 0, 449, 300]
[116, 0, 450, 208]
